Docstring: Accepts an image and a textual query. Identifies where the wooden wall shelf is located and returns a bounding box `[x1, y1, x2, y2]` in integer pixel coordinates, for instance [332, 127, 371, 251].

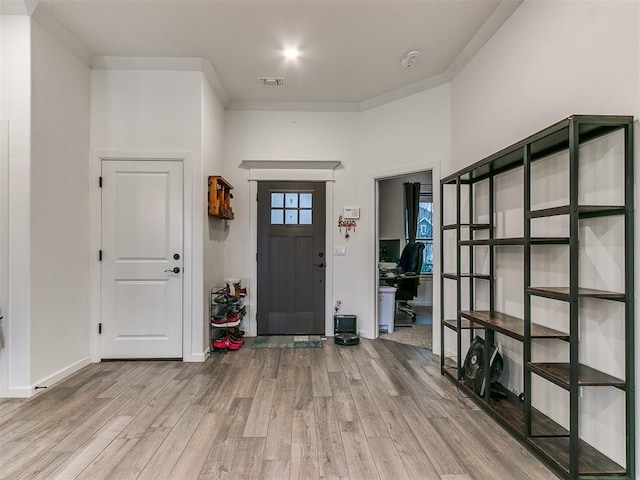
[208, 176, 234, 219]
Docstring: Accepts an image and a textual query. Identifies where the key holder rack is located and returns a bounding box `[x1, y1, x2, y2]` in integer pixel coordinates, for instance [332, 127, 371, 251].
[337, 215, 357, 238]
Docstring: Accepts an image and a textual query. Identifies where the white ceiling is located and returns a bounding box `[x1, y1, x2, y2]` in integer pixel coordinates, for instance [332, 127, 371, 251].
[23, 0, 522, 110]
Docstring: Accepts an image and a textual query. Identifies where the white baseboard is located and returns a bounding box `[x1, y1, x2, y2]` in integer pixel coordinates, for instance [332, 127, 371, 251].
[7, 355, 93, 398]
[358, 329, 373, 339]
[184, 351, 207, 362]
[7, 385, 34, 398]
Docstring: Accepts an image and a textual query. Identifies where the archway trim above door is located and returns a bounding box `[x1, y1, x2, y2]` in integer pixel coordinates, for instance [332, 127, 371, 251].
[239, 160, 342, 181]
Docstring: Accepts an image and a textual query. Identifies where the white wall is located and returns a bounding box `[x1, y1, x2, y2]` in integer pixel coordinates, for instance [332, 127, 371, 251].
[451, 0, 639, 173]
[202, 76, 226, 354]
[449, 0, 640, 471]
[0, 15, 32, 396]
[29, 19, 91, 386]
[378, 171, 433, 305]
[91, 69, 208, 361]
[224, 84, 450, 340]
[360, 84, 449, 345]
[223, 110, 360, 335]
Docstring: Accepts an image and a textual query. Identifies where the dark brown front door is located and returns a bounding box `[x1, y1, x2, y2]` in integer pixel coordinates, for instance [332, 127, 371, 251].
[257, 181, 326, 335]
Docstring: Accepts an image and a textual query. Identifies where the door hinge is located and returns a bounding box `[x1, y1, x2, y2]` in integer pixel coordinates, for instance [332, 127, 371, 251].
[99, 176, 103, 188]
[256, 252, 258, 262]
[256, 193, 258, 202]
[99, 250, 102, 261]
[98, 323, 102, 334]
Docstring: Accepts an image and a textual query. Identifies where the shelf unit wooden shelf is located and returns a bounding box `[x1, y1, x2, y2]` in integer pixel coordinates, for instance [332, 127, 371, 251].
[527, 286, 626, 302]
[460, 310, 569, 342]
[528, 362, 625, 389]
[458, 237, 570, 246]
[208, 175, 235, 219]
[440, 115, 635, 480]
[528, 205, 626, 219]
[442, 272, 491, 280]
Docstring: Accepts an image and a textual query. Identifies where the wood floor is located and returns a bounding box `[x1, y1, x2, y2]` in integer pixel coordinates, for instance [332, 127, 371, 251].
[0, 338, 558, 480]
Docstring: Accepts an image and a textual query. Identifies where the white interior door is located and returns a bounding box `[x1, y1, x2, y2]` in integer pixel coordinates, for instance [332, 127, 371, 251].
[101, 160, 183, 358]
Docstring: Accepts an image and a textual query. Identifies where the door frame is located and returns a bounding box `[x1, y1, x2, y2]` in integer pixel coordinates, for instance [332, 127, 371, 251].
[256, 181, 327, 335]
[373, 161, 441, 354]
[90, 151, 197, 362]
[242, 161, 339, 337]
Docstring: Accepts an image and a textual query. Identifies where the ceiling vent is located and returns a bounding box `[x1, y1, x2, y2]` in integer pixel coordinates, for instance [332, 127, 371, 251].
[258, 77, 286, 87]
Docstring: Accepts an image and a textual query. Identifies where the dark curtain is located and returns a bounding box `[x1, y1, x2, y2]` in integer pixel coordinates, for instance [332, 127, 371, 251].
[404, 182, 421, 245]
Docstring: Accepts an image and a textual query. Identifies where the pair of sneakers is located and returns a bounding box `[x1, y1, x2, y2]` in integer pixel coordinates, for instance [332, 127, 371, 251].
[212, 334, 243, 350]
[212, 311, 240, 325]
[214, 295, 240, 306]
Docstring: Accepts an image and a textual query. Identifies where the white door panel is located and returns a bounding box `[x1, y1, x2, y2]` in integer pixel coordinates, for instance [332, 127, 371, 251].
[101, 160, 183, 358]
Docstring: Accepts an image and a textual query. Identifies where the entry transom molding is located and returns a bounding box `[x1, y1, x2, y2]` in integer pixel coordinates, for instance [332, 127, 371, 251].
[239, 160, 342, 182]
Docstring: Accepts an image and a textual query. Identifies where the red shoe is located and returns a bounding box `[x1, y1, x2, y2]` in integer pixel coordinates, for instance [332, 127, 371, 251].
[226, 337, 241, 350]
[212, 336, 241, 350]
[212, 314, 228, 325]
[228, 334, 244, 345]
[212, 337, 228, 349]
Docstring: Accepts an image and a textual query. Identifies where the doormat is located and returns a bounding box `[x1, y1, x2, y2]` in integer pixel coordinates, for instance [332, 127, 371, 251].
[251, 335, 324, 349]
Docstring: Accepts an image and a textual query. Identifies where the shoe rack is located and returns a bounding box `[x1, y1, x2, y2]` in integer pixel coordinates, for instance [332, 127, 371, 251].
[210, 284, 247, 352]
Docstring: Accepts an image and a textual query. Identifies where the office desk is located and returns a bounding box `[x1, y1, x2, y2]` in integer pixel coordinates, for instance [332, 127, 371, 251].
[379, 272, 419, 287]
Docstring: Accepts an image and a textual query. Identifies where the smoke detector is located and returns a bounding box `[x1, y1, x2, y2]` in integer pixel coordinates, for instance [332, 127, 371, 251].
[401, 50, 421, 68]
[258, 76, 286, 87]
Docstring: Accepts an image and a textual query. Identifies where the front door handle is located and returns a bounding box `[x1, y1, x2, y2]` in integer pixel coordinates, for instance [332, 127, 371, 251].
[313, 263, 325, 268]
[165, 267, 181, 274]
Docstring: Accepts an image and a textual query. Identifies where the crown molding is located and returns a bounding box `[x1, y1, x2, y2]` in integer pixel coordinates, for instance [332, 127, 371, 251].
[447, 0, 523, 79]
[0, 0, 36, 15]
[13, 0, 522, 114]
[227, 0, 522, 113]
[227, 100, 360, 112]
[358, 72, 452, 112]
[92, 56, 229, 107]
[30, 3, 94, 66]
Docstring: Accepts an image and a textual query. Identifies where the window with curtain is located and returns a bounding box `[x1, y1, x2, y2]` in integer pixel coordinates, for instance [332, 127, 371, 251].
[406, 184, 433, 274]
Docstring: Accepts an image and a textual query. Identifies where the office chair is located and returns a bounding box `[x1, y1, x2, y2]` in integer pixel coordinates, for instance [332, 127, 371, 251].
[396, 242, 425, 320]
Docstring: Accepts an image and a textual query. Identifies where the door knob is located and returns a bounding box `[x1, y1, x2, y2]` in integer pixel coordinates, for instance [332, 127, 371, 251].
[165, 267, 181, 274]
[313, 263, 325, 268]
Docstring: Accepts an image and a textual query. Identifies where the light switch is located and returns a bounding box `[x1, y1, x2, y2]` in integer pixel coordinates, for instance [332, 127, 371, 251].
[334, 245, 346, 256]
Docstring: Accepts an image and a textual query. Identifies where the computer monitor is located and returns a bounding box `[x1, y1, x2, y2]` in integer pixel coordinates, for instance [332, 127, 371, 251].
[379, 239, 400, 262]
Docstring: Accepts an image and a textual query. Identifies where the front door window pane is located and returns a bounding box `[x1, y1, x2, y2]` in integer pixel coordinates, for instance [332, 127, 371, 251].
[299, 210, 312, 224]
[299, 193, 312, 208]
[285, 210, 298, 224]
[271, 209, 284, 224]
[285, 193, 298, 208]
[271, 193, 284, 208]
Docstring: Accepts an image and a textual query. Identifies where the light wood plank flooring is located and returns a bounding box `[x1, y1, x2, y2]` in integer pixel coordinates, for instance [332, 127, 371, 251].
[0, 338, 558, 480]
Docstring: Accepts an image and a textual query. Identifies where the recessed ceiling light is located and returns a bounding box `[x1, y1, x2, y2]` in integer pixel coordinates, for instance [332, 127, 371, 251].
[283, 48, 299, 59]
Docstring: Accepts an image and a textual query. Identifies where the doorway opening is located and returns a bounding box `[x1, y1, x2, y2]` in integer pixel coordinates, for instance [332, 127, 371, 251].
[376, 170, 433, 350]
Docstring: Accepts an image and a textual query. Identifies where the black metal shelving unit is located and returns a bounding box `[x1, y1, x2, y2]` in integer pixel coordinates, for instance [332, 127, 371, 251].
[439, 115, 635, 480]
